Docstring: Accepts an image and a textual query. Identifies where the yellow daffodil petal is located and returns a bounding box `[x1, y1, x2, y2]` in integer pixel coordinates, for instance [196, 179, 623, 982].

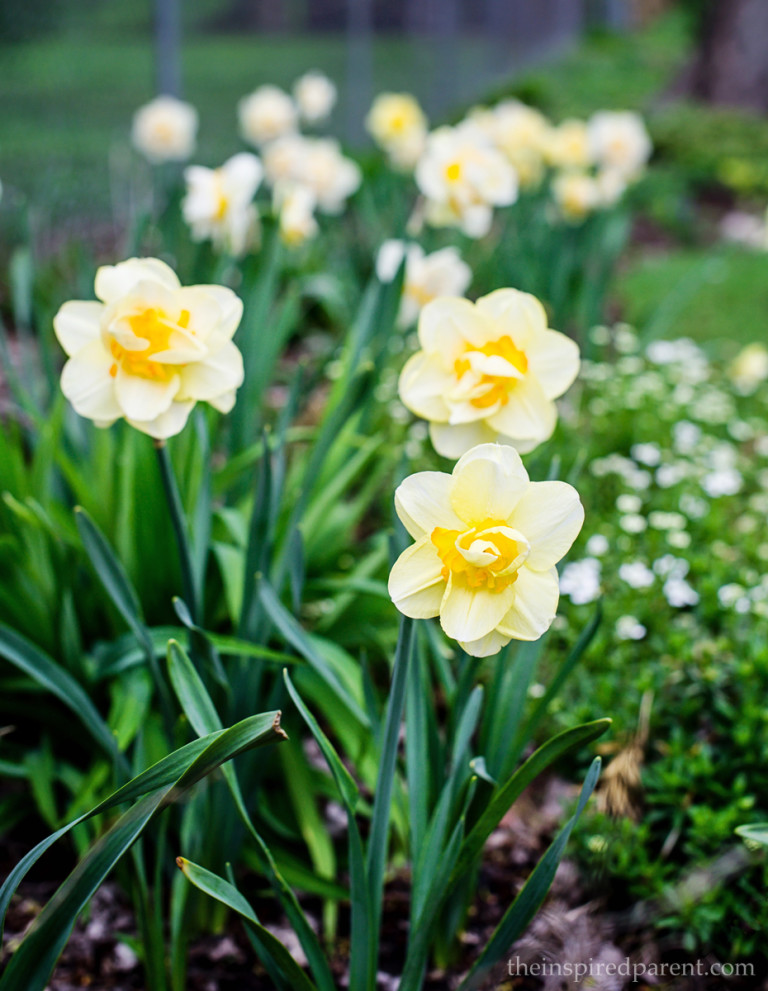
[388, 537, 445, 619]
[525, 328, 580, 400]
[509, 482, 584, 571]
[394, 471, 463, 539]
[497, 566, 560, 641]
[399, 352, 452, 422]
[486, 373, 556, 442]
[476, 288, 548, 350]
[440, 574, 518, 642]
[450, 443, 529, 526]
[428, 420, 499, 459]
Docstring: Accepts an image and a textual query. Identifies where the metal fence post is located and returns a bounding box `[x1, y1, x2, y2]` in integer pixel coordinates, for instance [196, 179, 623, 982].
[155, 0, 182, 96]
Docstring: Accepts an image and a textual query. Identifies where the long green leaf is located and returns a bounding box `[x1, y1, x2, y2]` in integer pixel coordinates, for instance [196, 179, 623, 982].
[0, 624, 125, 768]
[458, 757, 602, 989]
[177, 858, 319, 991]
[451, 719, 610, 886]
[0, 711, 285, 991]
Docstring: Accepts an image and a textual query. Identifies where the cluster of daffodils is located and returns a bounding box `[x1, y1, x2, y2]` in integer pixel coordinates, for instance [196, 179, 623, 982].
[131, 72, 358, 255]
[553, 325, 768, 649]
[53, 258, 244, 439]
[237, 74, 360, 245]
[366, 90, 651, 233]
[375, 240, 472, 328]
[389, 287, 584, 656]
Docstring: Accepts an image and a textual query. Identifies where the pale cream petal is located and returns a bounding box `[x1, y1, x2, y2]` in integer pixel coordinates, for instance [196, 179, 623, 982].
[486, 374, 556, 444]
[458, 627, 513, 658]
[497, 566, 560, 641]
[127, 399, 195, 439]
[418, 297, 495, 356]
[476, 289, 548, 350]
[177, 341, 244, 402]
[177, 285, 244, 348]
[525, 328, 580, 400]
[440, 576, 517, 642]
[53, 301, 103, 356]
[509, 482, 584, 570]
[394, 471, 463, 539]
[95, 258, 181, 303]
[114, 366, 180, 421]
[398, 351, 452, 422]
[429, 420, 499, 459]
[60, 340, 121, 421]
[450, 443, 529, 525]
[208, 389, 236, 413]
[388, 537, 445, 619]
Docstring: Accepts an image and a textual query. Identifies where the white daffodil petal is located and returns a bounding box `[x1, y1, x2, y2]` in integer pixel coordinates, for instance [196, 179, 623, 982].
[394, 471, 464, 539]
[509, 482, 584, 571]
[476, 288, 548, 350]
[486, 374, 556, 443]
[399, 352, 452, 422]
[458, 627, 513, 658]
[450, 443, 528, 525]
[177, 341, 244, 402]
[53, 301, 103, 356]
[95, 258, 181, 303]
[440, 576, 517, 642]
[388, 537, 445, 619]
[418, 297, 491, 356]
[525, 328, 580, 400]
[429, 420, 499, 459]
[127, 400, 195, 440]
[498, 566, 560, 641]
[114, 366, 180, 421]
[60, 340, 121, 421]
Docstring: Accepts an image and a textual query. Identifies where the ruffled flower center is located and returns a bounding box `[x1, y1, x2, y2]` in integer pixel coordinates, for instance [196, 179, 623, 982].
[452, 335, 528, 409]
[431, 520, 529, 590]
[108, 308, 191, 381]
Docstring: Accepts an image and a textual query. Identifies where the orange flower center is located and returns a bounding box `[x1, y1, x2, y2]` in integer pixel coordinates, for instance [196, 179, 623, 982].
[109, 308, 191, 381]
[453, 335, 528, 409]
[431, 520, 523, 591]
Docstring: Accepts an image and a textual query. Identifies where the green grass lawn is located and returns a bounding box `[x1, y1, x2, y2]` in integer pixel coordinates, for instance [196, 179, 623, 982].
[617, 244, 768, 351]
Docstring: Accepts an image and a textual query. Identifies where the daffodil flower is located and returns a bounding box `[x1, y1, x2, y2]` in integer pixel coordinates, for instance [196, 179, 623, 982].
[54, 258, 244, 439]
[398, 289, 579, 458]
[388, 443, 584, 657]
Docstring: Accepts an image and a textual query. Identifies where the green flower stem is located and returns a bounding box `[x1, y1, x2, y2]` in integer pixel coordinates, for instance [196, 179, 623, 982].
[155, 440, 200, 624]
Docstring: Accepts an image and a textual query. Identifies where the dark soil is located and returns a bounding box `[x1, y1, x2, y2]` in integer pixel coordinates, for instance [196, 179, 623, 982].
[3, 776, 765, 991]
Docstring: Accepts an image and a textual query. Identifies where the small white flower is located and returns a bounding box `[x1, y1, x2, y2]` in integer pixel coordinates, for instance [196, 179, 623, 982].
[616, 493, 642, 513]
[656, 463, 689, 489]
[616, 615, 647, 640]
[559, 558, 602, 605]
[702, 468, 742, 498]
[667, 531, 691, 549]
[653, 554, 689, 579]
[587, 110, 651, 179]
[718, 583, 745, 608]
[585, 534, 609, 557]
[631, 442, 661, 466]
[673, 420, 701, 454]
[619, 514, 647, 534]
[648, 511, 686, 531]
[618, 561, 654, 589]
[664, 577, 699, 608]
